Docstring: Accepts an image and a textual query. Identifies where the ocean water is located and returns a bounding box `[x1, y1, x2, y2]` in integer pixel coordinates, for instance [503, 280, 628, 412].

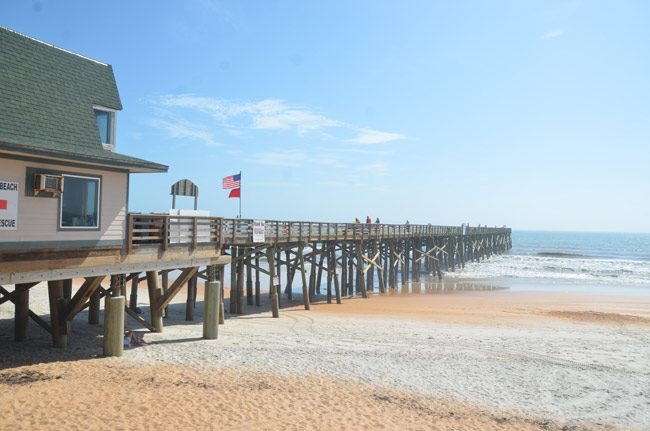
[447, 231, 650, 287]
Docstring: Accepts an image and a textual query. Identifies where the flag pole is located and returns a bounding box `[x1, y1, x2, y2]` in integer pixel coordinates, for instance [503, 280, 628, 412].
[238, 170, 242, 219]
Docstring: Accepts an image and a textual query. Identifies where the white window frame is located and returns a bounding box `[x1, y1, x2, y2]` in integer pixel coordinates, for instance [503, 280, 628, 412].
[93, 105, 117, 152]
[59, 174, 101, 230]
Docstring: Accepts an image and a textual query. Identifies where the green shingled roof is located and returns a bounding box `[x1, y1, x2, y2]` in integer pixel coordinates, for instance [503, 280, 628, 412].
[0, 27, 167, 173]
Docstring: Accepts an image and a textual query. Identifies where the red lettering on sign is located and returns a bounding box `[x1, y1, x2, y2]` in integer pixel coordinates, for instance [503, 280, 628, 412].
[0, 200, 7, 210]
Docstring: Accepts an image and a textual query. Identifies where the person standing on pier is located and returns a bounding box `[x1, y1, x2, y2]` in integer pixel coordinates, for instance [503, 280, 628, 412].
[375, 217, 380, 224]
[366, 216, 372, 224]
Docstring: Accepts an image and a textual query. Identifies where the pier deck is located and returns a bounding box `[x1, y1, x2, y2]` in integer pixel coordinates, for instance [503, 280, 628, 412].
[1, 214, 511, 354]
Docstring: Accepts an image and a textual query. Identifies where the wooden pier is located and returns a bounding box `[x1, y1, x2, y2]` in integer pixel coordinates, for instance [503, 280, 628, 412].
[1, 214, 511, 354]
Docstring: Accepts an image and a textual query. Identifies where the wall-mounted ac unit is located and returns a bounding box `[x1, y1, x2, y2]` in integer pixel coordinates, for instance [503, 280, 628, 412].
[33, 174, 64, 196]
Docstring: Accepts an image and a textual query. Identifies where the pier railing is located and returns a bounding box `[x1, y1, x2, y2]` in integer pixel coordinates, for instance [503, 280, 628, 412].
[127, 213, 510, 252]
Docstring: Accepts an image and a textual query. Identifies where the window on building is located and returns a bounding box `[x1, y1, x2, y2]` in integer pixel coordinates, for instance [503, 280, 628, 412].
[94, 107, 115, 151]
[60, 175, 100, 229]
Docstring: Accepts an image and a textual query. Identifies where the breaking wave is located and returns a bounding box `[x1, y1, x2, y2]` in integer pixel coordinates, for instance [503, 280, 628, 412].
[447, 254, 650, 286]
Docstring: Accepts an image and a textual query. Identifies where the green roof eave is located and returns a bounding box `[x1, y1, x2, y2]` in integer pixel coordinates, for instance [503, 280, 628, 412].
[0, 141, 168, 173]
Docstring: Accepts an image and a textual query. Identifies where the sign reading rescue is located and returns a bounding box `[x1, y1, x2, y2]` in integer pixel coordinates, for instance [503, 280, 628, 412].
[0, 180, 18, 230]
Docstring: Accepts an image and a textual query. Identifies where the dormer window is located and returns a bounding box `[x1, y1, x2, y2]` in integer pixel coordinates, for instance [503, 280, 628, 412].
[94, 106, 116, 152]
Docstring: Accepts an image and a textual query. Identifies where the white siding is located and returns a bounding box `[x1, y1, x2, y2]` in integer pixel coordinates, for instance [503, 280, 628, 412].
[0, 157, 128, 245]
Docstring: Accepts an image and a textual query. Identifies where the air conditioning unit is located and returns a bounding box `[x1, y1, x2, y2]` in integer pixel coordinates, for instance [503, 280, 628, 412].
[33, 174, 64, 196]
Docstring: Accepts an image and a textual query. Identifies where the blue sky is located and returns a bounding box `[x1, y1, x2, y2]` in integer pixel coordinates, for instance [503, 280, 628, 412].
[3, 1, 650, 232]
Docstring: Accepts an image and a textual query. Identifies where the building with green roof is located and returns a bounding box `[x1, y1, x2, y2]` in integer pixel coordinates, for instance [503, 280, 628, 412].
[0, 26, 167, 251]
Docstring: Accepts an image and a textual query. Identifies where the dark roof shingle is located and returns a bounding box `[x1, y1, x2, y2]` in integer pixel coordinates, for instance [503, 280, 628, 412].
[0, 27, 167, 173]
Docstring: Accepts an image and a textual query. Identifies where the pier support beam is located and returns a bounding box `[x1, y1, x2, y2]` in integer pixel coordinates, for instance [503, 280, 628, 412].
[146, 271, 164, 333]
[268, 249, 279, 318]
[103, 295, 125, 357]
[203, 266, 220, 340]
[14, 283, 30, 342]
[47, 280, 67, 348]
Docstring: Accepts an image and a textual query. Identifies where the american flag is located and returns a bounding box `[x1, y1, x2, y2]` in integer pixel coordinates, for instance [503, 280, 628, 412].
[222, 173, 241, 189]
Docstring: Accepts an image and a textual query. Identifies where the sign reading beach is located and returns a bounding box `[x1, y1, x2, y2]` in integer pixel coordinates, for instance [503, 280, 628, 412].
[0, 180, 18, 230]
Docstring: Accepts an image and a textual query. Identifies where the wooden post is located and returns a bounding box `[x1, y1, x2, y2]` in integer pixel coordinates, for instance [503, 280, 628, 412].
[332, 246, 341, 304]
[103, 295, 125, 357]
[14, 283, 30, 342]
[255, 254, 261, 306]
[237, 251, 245, 313]
[89, 288, 100, 324]
[185, 273, 197, 321]
[316, 248, 325, 295]
[365, 242, 372, 292]
[285, 249, 294, 302]
[298, 245, 310, 310]
[382, 244, 389, 287]
[356, 242, 367, 298]
[146, 271, 164, 332]
[129, 273, 139, 311]
[404, 241, 410, 286]
[219, 265, 226, 324]
[203, 280, 220, 339]
[276, 249, 282, 300]
[63, 279, 72, 300]
[348, 243, 354, 295]
[326, 245, 333, 304]
[230, 247, 238, 313]
[161, 270, 169, 317]
[268, 249, 279, 318]
[246, 250, 253, 305]
[341, 244, 348, 297]
[47, 280, 67, 348]
[308, 244, 317, 301]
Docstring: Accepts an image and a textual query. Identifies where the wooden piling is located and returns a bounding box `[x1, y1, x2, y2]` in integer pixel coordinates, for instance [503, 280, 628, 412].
[161, 270, 169, 317]
[129, 273, 139, 311]
[14, 283, 30, 342]
[219, 265, 226, 324]
[298, 245, 310, 310]
[47, 280, 67, 348]
[356, 242, 367, 298]
[332, 246, 341, 304]
[203, 281, 220, 339]
[237, 251, 245, 313]
[63, 279, 72, 300]
[230, 246, 238, 313]
[146, 271, 164, 333]
[316, 248, 325, 295]
[341, 244, 348, 296]
[268, 249, 279, 318]
[103, 295, 125, 357]
[185, 274, 197, 321]
[255, 254, 261, 306]
[88, 288, 100, 324]
[246, 250, 253, 305]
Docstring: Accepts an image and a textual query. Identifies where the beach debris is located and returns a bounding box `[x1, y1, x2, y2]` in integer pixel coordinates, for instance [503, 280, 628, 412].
[0, 370, 62, 385]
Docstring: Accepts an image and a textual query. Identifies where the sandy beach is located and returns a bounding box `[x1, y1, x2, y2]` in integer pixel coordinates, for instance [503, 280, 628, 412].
[1, 281, 649, 430]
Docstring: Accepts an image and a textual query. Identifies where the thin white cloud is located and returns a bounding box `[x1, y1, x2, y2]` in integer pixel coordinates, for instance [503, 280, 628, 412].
[148, 118, 220, 146]
[154, 95, 405, 143]
[158, 95, 341, 134]
[541, 30, 563, 40]
[348, 128, 406, 145]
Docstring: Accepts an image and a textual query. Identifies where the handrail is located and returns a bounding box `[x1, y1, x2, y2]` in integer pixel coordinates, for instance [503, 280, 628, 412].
[126, 213, 511, 252]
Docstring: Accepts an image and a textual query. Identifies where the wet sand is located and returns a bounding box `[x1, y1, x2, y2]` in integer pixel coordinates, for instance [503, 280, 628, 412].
[1, 281, 648, 430]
